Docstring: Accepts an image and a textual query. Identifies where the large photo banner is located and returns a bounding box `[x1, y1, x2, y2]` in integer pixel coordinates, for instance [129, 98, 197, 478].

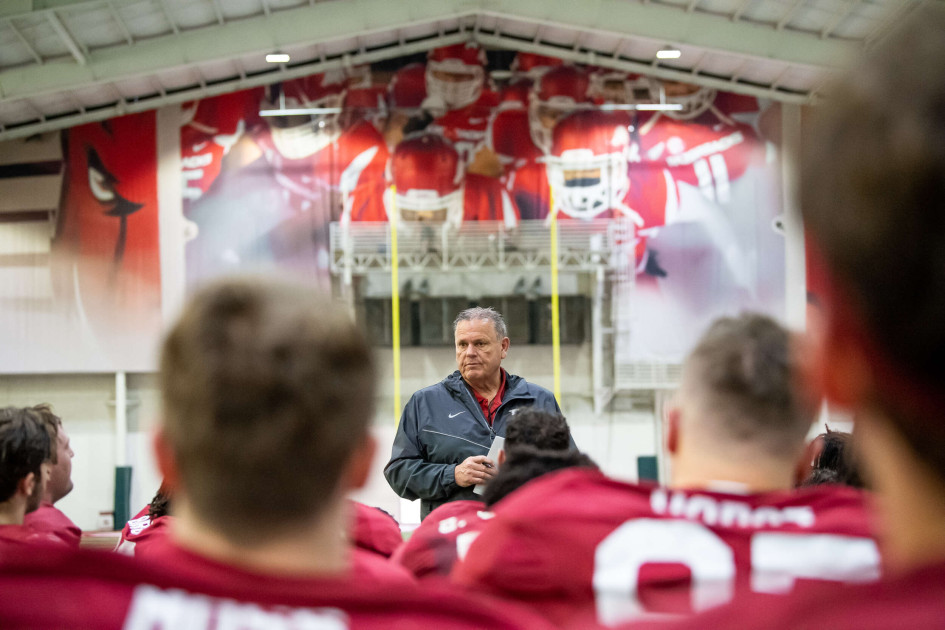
[0, 113, 161, 373]
[181, 44, 785, 362]
[0, 43, 784, 372]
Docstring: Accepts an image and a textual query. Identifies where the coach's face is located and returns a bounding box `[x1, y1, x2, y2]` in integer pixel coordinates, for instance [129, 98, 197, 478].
[455, 318, 509, 388]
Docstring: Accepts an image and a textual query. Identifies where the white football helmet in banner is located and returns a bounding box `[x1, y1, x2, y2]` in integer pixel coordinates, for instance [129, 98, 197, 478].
[263, 71, 347, 159]
[648, 78, 717, 120]
[388, 133, 465, 229]
[545, 110, 632, 220]
[589, 69, 652, 104]
[426, 43, 487, 110]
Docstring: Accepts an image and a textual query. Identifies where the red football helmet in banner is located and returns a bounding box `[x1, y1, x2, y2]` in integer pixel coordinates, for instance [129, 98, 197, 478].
[529, 65, 591, 152]
[510, 52, 563, 80]
[389, 133, 465, 228]
[388, 63, 428, 111]
[426, 43, 487, 110]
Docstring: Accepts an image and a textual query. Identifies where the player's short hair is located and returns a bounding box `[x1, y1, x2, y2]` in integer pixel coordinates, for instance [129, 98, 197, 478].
[30, 404, 61, 465]
[800, 5, 945, 483]
[481, 446, 597, 507]
[0, 407, 51, 503]
[505, 408, 571, 454]
[682, 313, 816, 455]
[802, 428, 864, 490]
[453, 306, 508, 340]
[160, 276, 376, 544]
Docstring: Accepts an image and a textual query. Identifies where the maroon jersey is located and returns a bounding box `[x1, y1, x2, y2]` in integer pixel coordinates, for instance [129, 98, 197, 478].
[618, 561, 945, 630]
[392, 500, 493, 579]
[114, 505, 172, 558]
[427, 91, 500, 166]
[485, 106, 543, 173]
[22, 502, 81, 547]
[635, 114, 765, 212]
[351, 501, 403, 558]
[452, 468, 880, 627]
[463, 173, 520, 226]
[0, 544, 557, 630]
[180, 88, 263, 204]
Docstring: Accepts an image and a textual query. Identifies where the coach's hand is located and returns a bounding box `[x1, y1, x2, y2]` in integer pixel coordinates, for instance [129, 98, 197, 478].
[455, 455, 497, 487]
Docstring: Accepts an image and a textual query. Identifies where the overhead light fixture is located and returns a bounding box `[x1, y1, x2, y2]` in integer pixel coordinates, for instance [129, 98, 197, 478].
[598, 103, 684, 111]
[259, 107, 344, 117]
[656, 48, 681, 60]
[266, 53, 290, 63]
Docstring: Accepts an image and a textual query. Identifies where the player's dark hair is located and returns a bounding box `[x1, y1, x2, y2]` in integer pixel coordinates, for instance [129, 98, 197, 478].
[799, 5, 945, 482]
[683, 313, 816, 455]
[148, 482, 172, 520]
[505, 408, 571, 454]
[0, 407, 51, 503]
[482, 446, 597, 507]
[160, 276, 375, 545]
[801, 429, 865, 490]
[30, 403, 61, 465]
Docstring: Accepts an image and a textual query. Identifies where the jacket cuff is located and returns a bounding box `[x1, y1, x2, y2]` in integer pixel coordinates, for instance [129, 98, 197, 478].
[446, 464, 460, 491]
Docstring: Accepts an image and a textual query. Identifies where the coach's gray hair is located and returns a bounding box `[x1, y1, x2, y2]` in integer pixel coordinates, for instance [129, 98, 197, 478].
[453, 307, 508, 340]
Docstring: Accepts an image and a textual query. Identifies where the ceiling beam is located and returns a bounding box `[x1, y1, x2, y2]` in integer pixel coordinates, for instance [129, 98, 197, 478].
[0, 0, 854, 106]
[0, 31, 470, 142]
[46, 10, 86, 65]
[5, 18, 44, 65]
[480, 0, 850, 69]
[0, 0, 472, 103]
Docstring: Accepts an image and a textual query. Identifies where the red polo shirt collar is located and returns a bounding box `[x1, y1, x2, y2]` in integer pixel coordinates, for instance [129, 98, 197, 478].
[470, 369, 506, 427]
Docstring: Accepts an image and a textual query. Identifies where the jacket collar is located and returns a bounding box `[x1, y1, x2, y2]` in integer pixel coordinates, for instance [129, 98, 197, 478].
[444, 369, 529, 400]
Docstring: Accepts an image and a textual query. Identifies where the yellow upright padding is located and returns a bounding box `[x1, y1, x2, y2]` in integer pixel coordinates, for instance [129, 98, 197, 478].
[390, 185, 402, 424]
[549, 187, 562, 406]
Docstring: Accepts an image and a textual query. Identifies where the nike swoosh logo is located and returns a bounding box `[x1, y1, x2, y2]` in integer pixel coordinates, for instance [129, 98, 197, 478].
[448, 411, 467, 418]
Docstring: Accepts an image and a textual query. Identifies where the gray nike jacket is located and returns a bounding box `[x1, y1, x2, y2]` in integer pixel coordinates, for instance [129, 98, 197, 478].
[384, 369, 564, 520]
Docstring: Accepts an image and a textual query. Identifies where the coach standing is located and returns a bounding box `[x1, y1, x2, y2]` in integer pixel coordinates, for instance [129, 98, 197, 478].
[385, 307, 567, 520]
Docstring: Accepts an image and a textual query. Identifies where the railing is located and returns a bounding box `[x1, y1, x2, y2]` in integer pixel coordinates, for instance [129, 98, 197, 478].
[329, 219, 630, 275]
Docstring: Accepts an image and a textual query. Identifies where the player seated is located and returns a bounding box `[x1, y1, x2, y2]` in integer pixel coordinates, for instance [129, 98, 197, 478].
[114, 483, 173, 558]
[451, 313, 881, 627]
[0, 407, 53, 547]
[393, 408, 584, 579]
[22, 404, 80, 547]
[0, 277, 556, 630]
[350, 502, 403, 559]
[799, 428, 864, 489]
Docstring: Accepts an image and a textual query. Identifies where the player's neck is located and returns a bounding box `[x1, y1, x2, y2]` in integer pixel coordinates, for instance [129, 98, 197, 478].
[171, 496, 349, 576]
[0, 498, 26, 525]
[671, 452, 795, 494]
[857, 410, 945, 574]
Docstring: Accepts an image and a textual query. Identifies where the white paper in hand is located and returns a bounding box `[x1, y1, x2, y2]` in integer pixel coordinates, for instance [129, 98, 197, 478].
[473, 436, 505, 496]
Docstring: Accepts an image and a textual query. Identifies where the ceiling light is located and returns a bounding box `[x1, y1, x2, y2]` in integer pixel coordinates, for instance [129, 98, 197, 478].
[656, 48, 681, 60]
[266, 53, 290, 63]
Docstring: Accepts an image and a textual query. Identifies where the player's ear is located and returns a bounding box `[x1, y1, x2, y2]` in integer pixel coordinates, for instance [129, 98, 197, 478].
[666, 406, 681, 456]
[497, 449, 507, 466]
[152, 425, 181, 494]
[500, 337, 510, 358]
[346, 433, 377, 491]
[17, 472, 35, 499]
